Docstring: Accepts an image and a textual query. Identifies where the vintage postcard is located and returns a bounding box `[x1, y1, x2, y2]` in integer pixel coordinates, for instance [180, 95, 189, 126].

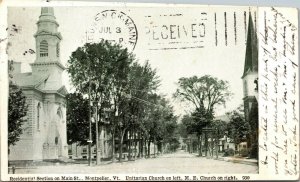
[0, 0, 299, 181]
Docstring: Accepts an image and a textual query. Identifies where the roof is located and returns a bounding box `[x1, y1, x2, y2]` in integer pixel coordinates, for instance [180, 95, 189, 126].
[214, 114, 230, 123]
[57, 85, 68, 95]
[242, 12, 258, 78]
[12, 72, 68, 96]
[12, 72, 49, 88]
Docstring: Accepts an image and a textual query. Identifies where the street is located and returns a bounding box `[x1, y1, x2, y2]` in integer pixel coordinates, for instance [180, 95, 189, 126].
[16, 150, 258, 174]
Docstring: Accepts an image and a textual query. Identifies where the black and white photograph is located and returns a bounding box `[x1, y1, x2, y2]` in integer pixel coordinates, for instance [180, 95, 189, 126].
[0, 1, 299, 181]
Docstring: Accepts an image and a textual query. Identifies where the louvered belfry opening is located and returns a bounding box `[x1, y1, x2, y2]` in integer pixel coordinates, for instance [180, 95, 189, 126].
[40, 40, 48, 57]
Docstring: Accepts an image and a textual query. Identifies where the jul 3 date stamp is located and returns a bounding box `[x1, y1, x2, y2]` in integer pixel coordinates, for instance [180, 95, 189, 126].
[87, 10, 138, 52]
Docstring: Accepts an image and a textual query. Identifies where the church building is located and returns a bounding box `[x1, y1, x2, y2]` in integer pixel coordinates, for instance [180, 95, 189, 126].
[9, 7, 68, 161]
[241, 12, 258, 158]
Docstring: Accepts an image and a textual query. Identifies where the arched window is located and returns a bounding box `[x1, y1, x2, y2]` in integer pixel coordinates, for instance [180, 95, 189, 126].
[40, 40, 48, 57]
[37, 103, 41, 130]
[56, 43, 60, 57]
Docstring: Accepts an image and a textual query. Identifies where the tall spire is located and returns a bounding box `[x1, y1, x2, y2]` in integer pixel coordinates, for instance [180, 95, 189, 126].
[34, 7, 62, 63]
[36, 7, 59, 34]
[242, 12, 258, 78]
[41, 7, 54, 15]
[39, 7, 56, 22]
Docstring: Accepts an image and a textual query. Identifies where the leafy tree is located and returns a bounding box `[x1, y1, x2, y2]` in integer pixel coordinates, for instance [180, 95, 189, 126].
[108, 54, 134, 162]
[210, 119, 227, 158]
[226, 105, 250, 146]
[68, 41, 134, 162]
[66, 93, 96, 146]
[8, 61, 28, 147]
[8, 83, 28, 147]
[141, 94, 178, 156]
[180, 106, 212, 155]
[174, 75, 232, 114]
[162, 115, 179, 153]
[180, 114, 194, 136]
[174, 75, 232, 156]
[142, 94, 162, 157]
[210, 120, 227, 139]
[177, 122, 188, 139]
[123, 61, 160, 160]
[168, 138, 180, 152]
[67, 41, 177, 162]
[68, 40, 133, 117]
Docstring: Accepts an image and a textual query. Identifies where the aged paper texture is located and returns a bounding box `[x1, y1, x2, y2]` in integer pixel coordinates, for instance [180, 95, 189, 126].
[0, 1, 299, 181]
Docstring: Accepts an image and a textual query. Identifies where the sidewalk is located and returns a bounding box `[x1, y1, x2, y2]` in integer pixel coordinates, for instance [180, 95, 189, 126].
[217, 156, 258, 166]
[191, 152, 258, 166]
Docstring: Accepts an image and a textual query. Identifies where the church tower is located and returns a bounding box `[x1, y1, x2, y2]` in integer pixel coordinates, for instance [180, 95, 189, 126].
[241, 11, 258, 158]
[31, 7, 65, 90]
[242, 12, 258, 121]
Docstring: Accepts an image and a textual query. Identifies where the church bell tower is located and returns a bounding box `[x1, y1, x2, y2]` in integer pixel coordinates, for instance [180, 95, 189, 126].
[242, 12, 258, 121]
[241, 11, 259, 158]
[31, 7, 65, 90]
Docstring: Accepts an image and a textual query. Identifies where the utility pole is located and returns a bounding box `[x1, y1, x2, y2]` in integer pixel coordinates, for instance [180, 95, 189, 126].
[95, 102, 100, 165]
[88, 75, 92, 166]
[87, 34, 92, 166]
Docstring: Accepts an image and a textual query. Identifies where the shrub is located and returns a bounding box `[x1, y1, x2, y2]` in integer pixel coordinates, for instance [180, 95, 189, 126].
[240, 148, 249, 157]
[249, 143, 258, 159]
[223, 148, 234, 156]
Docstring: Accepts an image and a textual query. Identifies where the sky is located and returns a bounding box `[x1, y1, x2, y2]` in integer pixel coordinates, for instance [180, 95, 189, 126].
[7, 4, 254, 117]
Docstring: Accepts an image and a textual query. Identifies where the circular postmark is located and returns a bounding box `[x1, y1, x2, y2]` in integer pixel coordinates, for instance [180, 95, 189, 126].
[87, 10, 138, 52]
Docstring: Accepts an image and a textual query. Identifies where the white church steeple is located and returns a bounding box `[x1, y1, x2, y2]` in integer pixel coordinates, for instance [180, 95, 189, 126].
[31, 7, 65, 90]
[34, 7, 62, 62]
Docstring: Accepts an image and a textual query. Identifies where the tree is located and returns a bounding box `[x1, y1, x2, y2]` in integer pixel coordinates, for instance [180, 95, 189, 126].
[67, 41, 178, 162]
[142, 94, 162, 157]
[210, 120, 227, 142]
[66, 93, 95, 146]
[174, 75, 232, 114]
[68, 40, 133, 105]
[174, 75, 232, 156]
[139, 94, 178, 157]
[107, 51, 135, 162]
[162, 113, 179, 153]
[167, 138, 180, 152]
[179, 107, 212, 155]
[68, 40, 135, 162]
[8, 83, 28, 147]
[8, 61, 28, 147]
[210, 119, 227, 158]
[122, 61, 160, 160]
[226, 105, 250, 148]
